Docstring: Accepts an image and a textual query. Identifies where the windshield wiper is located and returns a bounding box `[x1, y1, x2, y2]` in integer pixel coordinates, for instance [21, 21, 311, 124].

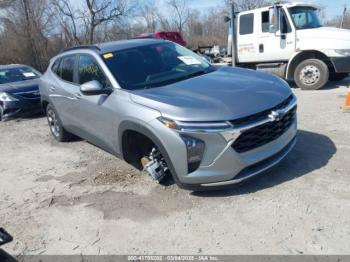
[138, 69, 212, 89]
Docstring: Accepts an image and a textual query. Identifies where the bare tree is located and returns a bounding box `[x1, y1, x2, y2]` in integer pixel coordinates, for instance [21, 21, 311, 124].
[186, 5, 228, 49]
[84, 0, 132, 44]
[140, 1, 158, 32]
[167, 0, 190, 33]
[226, 0, 273, 11]
[0, 0, 14, 8]
[52, 0, 82, 46]
[0, 0, 54, 70]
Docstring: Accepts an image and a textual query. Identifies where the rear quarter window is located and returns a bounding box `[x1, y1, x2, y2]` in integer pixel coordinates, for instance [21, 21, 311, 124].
[60, 55, 76, 83]
[240, 13, 254, 35]
[51, 59, 61, 77]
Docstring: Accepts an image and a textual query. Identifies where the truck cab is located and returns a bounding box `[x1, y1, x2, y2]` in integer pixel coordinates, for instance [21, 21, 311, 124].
[232, 2, 350, 90]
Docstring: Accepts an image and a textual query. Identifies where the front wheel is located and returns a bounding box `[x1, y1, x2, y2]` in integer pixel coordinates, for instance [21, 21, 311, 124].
[294, 59, 329, 90]
[46, 104, 72, 142]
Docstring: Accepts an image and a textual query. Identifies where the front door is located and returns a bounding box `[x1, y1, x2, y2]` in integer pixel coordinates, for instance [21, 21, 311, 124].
[73, 54, 117, 154]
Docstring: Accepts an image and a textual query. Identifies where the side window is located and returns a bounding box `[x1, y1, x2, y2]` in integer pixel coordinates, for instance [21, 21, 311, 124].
[262, 10, 291, 34]
[262, 11, 269, 33]
[60, 55, 76, 83]
[240, 13, 254, 35]
[51, 58, 61, 77]
[78, 55, 107, 87]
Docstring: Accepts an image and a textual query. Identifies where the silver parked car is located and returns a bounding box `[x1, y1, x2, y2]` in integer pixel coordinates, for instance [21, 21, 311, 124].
[39, 39, 297, 190]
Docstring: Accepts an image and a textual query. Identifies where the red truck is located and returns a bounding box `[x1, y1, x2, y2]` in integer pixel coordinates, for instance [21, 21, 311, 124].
[136, 32, 187, 47]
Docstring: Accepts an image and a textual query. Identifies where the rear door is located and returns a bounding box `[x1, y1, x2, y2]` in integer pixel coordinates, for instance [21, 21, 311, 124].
[49, 54, 82, 132]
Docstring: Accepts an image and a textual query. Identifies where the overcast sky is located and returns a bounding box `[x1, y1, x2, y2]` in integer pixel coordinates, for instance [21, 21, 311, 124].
[70, 0, 348, 20]
[186, 0, 346, 19]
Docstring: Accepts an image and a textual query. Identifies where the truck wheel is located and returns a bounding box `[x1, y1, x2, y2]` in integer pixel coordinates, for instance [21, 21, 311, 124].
[46, 104, 72, 142]
[329, 73, 349, 81]
[294, 59, 329, 90]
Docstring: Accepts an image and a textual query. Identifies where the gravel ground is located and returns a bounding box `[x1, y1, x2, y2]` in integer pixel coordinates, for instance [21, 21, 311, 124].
[1, 82, 350, 255]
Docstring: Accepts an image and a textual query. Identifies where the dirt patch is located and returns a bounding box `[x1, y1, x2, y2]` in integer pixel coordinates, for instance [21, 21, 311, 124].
[46, 187, 193, 222]
[36, 159, 142, 188]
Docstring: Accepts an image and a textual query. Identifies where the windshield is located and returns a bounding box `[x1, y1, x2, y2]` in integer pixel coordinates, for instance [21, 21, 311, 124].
[0, 66, 41, 84]
[288, 7, 322, 30]
[103, 42, 215, 90]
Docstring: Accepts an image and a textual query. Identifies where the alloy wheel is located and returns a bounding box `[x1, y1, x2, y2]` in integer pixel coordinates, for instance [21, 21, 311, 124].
[47, 108, 60, 138]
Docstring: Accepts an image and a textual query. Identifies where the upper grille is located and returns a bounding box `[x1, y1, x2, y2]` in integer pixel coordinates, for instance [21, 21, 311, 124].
[231, 103, 297, 154]
[230, 95, 294, 127]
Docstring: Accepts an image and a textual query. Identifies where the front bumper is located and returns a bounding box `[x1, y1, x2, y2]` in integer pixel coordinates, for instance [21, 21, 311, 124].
[151, 95, 298, 190]
[178, 120, 297, 188]
[330, 57, 350, 73]
[1, 99, 42, 121]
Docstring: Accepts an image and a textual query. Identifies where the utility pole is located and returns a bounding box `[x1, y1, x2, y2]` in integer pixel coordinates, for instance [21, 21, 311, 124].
[341, 2, 347, 28]
[230, 3, 236, 67]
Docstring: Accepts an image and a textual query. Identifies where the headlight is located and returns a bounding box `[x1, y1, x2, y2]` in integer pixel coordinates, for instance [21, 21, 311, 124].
[334, 49, 350, 57]
[158, 117, 232, 132]
[0, 92, 18, 102]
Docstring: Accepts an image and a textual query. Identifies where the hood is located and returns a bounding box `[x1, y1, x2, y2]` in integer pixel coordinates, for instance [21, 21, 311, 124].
[297, 27, 350, 49]
[130, 67, 292, 122]
[0, 79, 39, 94]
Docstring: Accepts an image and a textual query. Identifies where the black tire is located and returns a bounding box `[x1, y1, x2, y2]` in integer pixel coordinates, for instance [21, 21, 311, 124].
[329, 73, 349, 82]
[46, 104, 72, 142]
[294, 59, 329, 90]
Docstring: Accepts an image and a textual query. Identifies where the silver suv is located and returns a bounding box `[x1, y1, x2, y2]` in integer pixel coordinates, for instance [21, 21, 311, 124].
[39, 39, 297, 190]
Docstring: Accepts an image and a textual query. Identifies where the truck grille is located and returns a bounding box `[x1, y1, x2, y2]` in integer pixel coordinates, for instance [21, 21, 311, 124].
[231, 99, 296, 153]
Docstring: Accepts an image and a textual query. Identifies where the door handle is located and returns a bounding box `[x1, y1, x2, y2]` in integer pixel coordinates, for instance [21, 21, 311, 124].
[259, 44, 264, 53]
[49, 86, 56, 92]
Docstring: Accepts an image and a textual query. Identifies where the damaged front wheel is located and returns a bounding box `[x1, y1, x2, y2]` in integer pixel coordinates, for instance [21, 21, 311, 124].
[141, 147, 169, 182]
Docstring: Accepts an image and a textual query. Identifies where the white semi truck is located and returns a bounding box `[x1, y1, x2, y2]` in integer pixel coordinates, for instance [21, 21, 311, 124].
[226, 2, 350, 90]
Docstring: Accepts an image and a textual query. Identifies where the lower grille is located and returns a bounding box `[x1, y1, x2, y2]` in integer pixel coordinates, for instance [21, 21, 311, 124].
[232, 106, 297, 153]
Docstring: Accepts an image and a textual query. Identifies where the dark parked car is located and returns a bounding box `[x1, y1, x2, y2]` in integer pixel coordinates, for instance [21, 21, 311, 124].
[0, 64, 42, 121]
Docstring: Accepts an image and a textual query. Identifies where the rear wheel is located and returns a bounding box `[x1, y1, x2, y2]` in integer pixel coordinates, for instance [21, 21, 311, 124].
[329, 73, 349, 81]
[294, 59, 329, 90]
[46, 104, 72, 142]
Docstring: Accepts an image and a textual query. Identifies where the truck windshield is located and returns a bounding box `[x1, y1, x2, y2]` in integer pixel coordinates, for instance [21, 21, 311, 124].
[103, 42, 215, 90]
[288, 7, 322, 30]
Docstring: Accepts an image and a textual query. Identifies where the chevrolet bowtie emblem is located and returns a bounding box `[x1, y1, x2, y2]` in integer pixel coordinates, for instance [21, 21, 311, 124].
[268, 110, 284, 122]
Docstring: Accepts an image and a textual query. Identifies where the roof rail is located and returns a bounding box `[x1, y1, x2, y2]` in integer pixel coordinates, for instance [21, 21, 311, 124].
[59, 45, 101, 54]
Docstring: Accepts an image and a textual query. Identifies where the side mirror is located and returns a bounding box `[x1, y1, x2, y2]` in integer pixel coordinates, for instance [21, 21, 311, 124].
[269, 6, 279, 33]
[224, 16, 231, 23]
[80, 80, 111, 96]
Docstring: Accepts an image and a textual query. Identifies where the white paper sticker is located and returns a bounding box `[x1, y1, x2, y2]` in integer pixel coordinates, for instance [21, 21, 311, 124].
[23, 72, 36, 77]
[178, 56, 201, 65]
